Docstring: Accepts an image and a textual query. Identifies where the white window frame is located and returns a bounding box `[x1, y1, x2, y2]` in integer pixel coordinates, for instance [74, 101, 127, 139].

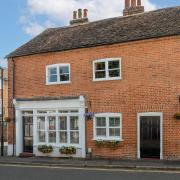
[93, 113, 122, 141]
[93, 58, 122, 81]
[46, 63, 71, 85]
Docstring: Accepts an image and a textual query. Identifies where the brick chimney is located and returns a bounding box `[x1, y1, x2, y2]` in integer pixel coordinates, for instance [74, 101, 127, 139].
[70, 9, 89, 25]
[123, 0, 144, 16]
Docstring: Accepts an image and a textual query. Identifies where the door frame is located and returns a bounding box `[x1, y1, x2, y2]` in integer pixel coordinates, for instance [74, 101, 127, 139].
[137, 112, 163, 160]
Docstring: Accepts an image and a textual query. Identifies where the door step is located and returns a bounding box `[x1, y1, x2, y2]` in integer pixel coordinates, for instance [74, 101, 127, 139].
[19, 152, 35, 158]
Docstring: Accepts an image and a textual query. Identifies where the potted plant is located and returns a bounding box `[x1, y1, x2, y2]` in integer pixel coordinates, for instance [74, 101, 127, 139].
[38, 145, 53, 154]
[94, 140, 120, 149]
[59, 146, 76, 155]
[174, 112, 180, 120]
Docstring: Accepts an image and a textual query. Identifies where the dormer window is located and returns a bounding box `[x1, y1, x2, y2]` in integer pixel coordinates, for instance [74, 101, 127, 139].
[93, 58, 122, 81]
[46, 64, 70, 85]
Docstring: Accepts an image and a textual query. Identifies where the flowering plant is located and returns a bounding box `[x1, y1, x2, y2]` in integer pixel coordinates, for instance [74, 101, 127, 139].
[94, 140, 120, 149]
[59, 146, 76, 155]
[174, 112, 180, 120]
[38, 145, 53, 154]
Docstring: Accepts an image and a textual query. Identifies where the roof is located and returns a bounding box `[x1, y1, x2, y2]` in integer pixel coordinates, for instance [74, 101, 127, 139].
[6, 6, 180, 58]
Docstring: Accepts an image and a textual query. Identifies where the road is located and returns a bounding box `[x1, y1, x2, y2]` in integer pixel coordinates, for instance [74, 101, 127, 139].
[0, 164, 180, 180]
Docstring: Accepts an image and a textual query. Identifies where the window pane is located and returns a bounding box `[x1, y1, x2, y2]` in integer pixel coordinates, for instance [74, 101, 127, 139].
[37, 117, 45, 130]
[22, 111, 33, 115]
[70, 132, 79, 144]
[38, 131, 45, 142]
[59, 116, 67, 130]
[70, 116, 79, 130]
[60, 132, 67, 143]
[96, 128, 106, 136]
[109, 69, 120, 77]
[108, 60, 119, 69]
[60, 66, 69, 74]
[95, 62, 105, 70]
[49, 131, 56, 143]
[48, 117, 56, 130]
[95, 71, 105, 79]
[49, 75, 57, 82]
[60, 74, 69, 82]
[49, 67, 57, 75]
[109, 117, 120, 127]
[109, 128, 120, 137]
[96, 117, 106, 127]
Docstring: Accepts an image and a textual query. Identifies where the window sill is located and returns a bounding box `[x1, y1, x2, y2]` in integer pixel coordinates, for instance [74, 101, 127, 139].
[46, 81, 71, 85]
[93, 138, 123, 142]
[93, 77, 122, 82]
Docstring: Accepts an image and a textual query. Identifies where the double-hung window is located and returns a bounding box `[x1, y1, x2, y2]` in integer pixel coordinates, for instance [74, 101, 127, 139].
[46, 64, 70, 84]
[94, 113, 122, 140]
[93, 58, 121, 81]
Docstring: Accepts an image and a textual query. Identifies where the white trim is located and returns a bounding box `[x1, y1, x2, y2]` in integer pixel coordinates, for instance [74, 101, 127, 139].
[93, 113, 123, 141]
[93, 58, 122, 82]
[137, 112, 163, 160]
[46, 63, 71, 85]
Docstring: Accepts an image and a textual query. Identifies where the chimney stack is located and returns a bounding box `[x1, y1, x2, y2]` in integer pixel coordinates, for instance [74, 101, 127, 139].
[70, 9, 89, 25]
[123, 0, 144, 16]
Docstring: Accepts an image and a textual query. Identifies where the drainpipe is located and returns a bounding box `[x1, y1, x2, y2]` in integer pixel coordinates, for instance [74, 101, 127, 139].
[12, 58, 15, 156]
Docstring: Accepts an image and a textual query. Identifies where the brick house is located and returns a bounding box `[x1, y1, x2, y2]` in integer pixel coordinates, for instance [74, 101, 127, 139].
[6, 0, 180, 160]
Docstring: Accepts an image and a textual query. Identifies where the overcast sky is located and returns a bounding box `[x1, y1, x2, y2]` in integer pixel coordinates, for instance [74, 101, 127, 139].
[0, 0, 179, 67]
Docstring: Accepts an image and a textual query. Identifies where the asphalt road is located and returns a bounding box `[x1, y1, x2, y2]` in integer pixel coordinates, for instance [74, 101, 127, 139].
[0, 164, 180, 180]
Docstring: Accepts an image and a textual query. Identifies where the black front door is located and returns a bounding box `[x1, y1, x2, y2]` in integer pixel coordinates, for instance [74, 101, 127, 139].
[23, 116, 33, 153]
[140, 116, 160, 159]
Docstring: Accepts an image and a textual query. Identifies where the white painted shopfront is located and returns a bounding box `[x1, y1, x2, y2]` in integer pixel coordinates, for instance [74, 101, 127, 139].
[10, 96, 86, 158]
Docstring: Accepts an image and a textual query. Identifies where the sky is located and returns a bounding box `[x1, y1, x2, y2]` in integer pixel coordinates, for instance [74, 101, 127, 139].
[0, 0, 179, 67]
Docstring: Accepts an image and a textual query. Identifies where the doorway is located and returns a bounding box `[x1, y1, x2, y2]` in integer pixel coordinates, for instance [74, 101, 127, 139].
[137, 113, 163, 159]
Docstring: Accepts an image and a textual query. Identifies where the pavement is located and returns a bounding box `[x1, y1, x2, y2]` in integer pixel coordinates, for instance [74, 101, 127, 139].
[0, 156, 180, 171]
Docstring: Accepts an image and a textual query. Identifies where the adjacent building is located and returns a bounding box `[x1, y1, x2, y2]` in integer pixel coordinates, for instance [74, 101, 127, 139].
[6, 0, 180, 160]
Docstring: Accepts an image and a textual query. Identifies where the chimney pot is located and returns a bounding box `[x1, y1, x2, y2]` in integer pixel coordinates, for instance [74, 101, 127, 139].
[125, 0, 130, 8]
[137, 0, 141, 6]
[131, 0, 136, 7]
[78, 9, 82, 19]
[73, 11, 77, 20]
[83, 9, 88, 18]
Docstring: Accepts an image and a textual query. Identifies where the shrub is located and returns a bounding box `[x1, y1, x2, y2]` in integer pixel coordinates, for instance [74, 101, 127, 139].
[38, 145, 53, 154]
[59, 146, 76, 155]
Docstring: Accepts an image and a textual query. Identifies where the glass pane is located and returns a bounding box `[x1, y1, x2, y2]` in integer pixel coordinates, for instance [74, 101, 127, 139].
[60, 66, 69, 74]
[95, 62, 105, 70]
[37, 110, 47, 114]
[96, 117, 106, 127]
[49, 67, 57, 75]
[96, 128, 106, 136]
[70, 132, 79, 144]
[49, 75, 57, 82]
[25, 125, 29, 137]
[95, 71, 106, 79]
[109, 117, 120, 127]
[22, 111, 33, 115]
[37, 117, 45, 130]
[60, 132, 67, 143]
[109, 128, 120, 137]
[108, 60, 119, 69]
[59, 116, 67, 130]
[109, 69, 120, 77]
[38, 131, 45, 143]
[48, 117, 56, 130]
[60, 74, 69, 82]
[49, 131, 56, 143]
[58, 110, 69, 113]
[70, 116, 79, 130]
[70, 110, 79, 113]
[30, 124, 33, 136]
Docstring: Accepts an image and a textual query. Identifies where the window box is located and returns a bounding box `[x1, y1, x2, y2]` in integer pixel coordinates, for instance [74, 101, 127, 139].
[94, 140, 121, 149]
[59, 146, 76, 155]
[38, 145, 53, 154]
[93, 58, 122, 81]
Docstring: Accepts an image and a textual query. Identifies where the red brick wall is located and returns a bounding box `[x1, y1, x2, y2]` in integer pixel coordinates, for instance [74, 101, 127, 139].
[8, 35, 180, 159]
